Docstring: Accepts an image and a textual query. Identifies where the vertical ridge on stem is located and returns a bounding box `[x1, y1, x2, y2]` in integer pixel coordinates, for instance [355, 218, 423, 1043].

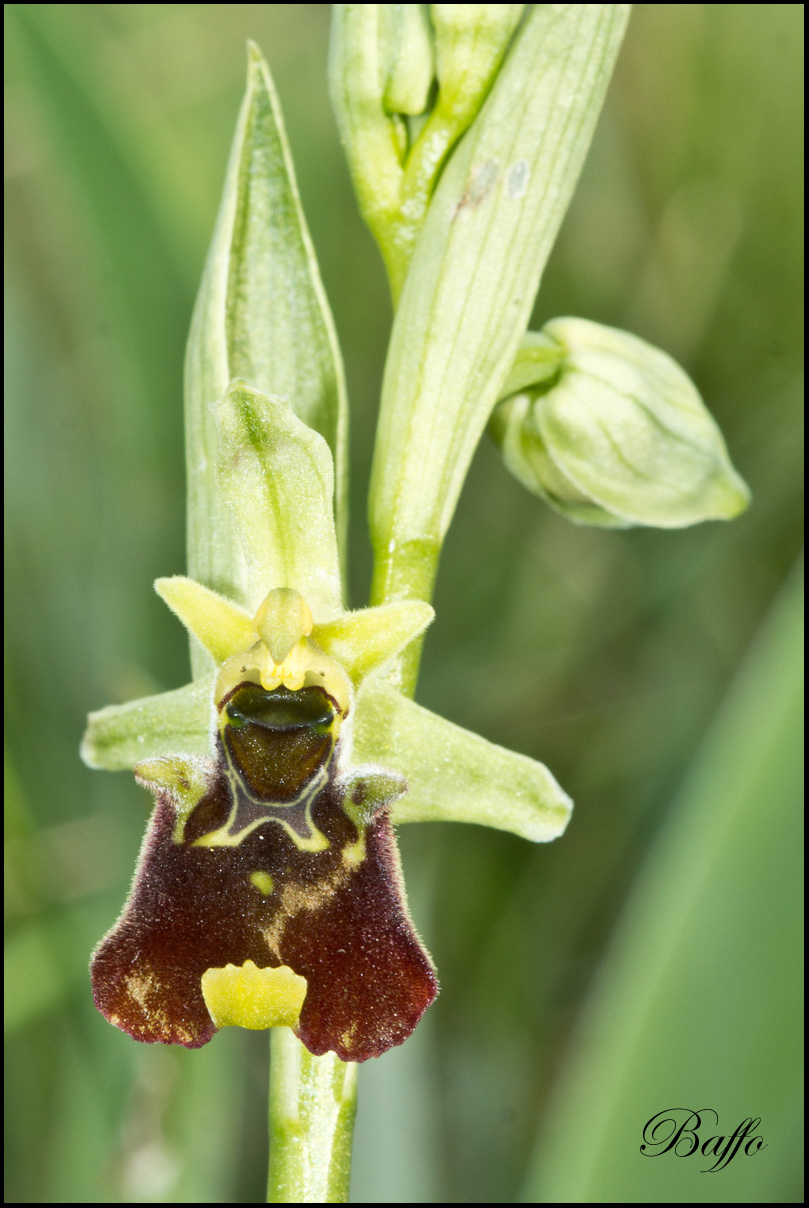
[268, 1027, 358, 1204]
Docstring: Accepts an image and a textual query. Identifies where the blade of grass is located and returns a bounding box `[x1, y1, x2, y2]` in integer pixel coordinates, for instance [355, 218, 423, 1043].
[525, 561, 804, 1203]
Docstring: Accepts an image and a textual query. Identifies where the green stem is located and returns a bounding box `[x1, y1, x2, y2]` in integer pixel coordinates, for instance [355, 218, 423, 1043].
[265, 518, 440, 1206]
[369, 536, 441, 696]
[267, 1027, 358, 1204]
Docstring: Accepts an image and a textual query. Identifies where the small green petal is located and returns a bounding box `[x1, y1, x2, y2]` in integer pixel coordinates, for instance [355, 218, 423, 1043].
[80, 676, 214, 772]
[353, 679, 572, 842]
[216, 381, 343, 620]
[155, 576, 255, 663]
[313, 601, 434, 687]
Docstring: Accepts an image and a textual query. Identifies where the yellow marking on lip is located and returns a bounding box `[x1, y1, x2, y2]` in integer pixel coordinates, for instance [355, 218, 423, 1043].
[201, 960, 307, 1030]
[193, 813, 330, 853]
[125, 972, 153, 1008]
[249, 870, 274, 895]
[262, 862, 352, 956]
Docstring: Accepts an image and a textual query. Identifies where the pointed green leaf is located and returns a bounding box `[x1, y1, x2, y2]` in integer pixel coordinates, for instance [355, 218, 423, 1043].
[216, 381, 343, 621]
[369, 5, 630, 600]
[314, 601, 434, 687]
[80, 676, 214, 771]
[185, 41, 348, 652]
[527, 565, 803, 1204]
[353, 679, 572, 841]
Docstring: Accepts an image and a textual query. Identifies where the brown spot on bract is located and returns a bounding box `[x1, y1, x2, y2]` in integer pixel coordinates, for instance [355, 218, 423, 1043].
[453, 159, 500, 220]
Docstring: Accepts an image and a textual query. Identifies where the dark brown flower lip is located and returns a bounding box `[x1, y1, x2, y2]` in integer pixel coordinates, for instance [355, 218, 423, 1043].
[91, 747, 437, 1061]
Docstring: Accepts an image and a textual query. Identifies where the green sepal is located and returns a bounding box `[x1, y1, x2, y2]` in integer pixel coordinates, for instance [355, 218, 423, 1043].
[493, 317, 751, 528]
[353, 678, 572, 842]
[313, 601, 434, 688]
[369, 5, 631, 589]
[497, 329, 564, 399]
[216, 380, 343, 621]
[185, 40, 347, 655]
[80, 675, 214, 772]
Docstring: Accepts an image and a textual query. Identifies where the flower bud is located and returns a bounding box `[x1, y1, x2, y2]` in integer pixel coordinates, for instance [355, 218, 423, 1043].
[380, 3, 435, 116]
[492, 317, 751, 528]
[430, 4, 524, 126]
[331, 4, 529, 298]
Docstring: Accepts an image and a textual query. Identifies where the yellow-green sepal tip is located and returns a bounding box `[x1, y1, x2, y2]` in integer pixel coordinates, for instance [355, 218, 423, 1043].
[155, 576, 254, 664]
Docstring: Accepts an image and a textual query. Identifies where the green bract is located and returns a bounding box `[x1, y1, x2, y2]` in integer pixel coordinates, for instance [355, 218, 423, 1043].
[367, 5, 631, 629]
[185, 43, 348, 671]
[330, 4, 526, 300]
[491, 318, 751, 528]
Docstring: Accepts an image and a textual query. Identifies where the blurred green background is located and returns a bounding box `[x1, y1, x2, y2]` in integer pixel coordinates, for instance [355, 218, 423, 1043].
[5, 4, 803, 1203]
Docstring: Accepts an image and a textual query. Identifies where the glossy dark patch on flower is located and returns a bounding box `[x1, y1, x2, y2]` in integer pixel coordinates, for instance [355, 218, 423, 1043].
[91, 718, 437, 1061]
[222, 683, 339, 801]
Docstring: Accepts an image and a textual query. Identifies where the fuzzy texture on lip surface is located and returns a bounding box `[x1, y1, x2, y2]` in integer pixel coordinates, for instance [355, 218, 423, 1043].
[91, 721, 437, 1063]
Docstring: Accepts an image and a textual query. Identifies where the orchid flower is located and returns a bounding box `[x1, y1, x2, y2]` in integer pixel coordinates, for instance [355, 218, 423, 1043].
[80, 10, 749, 1199]
[83, 381, 572, 1061]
